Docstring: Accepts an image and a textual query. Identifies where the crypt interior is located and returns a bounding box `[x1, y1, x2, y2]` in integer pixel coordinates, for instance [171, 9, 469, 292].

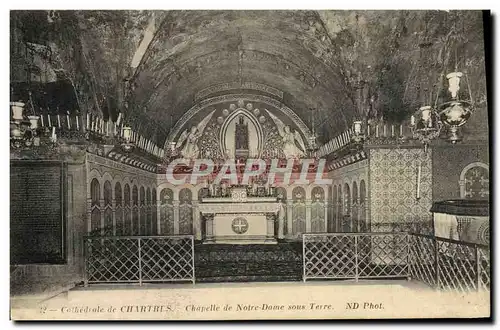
[9, 10, 490, 296]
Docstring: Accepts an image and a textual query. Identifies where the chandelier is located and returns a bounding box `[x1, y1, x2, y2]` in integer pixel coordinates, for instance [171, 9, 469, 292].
[409, 15, 474, 150]
[438, 71, 474, 143]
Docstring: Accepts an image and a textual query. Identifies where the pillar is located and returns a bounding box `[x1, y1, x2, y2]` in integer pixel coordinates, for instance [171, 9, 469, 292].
[173, 200, 180, 235]
[286, 200, 293, 238]
[205, 214, 214, 242]
[99, 199, 105, 236]
[192, 201, 202, 240]
[112, 199, 116, 236]
[86, 199, 92, 233]
[305, 200, 312, 233]
[324, 201, 328, 233]
[156, 196, 161, 235]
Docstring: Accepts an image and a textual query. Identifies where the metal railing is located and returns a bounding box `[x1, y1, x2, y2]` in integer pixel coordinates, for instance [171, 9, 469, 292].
[302, 233, 409, 281]
[409, 233, 490, 292]
[84, 235, 195, 286]
[303, 232, 490, 292]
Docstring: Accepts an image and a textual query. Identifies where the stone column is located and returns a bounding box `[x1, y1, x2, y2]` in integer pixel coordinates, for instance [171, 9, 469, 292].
[286, 200, 293, 238]
[205, 214, 214, 242]
[99, 199, 105, 236]
[266, 214, 275, 240]
[173, 200, 180, 235]
[112, 199, 116, 236]
[192, 201, 202, 240]
[305, 200, 312, 233]
[324, 201, 328, 233]
[156, 197, 161, 235]
[86, 199, 92, 233]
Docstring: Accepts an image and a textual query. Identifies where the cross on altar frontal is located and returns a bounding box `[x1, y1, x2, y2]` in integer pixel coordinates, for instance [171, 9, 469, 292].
[198, 187, 280, 244]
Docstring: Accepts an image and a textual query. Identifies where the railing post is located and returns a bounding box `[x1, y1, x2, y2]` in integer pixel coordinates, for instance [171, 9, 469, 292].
[191, 236, 196, 284]
[83, 237, 88, 287]
[138, 238, 142, 286]
[354, 235, 358, 282]
[434, 238, 439, 289]
[475, 245, 480, 291]
[302, 234, 306, 282]
[406, 233, 411, 281]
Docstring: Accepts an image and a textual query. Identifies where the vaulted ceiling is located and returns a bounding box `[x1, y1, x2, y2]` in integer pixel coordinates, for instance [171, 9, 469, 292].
[10, 10, 488, 146]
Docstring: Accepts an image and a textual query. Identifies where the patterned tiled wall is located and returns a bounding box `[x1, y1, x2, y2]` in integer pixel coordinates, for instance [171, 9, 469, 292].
[369, 148, 433, 230]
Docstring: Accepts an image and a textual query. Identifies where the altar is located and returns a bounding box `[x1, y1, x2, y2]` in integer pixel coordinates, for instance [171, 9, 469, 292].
[198, 188, 280, 244]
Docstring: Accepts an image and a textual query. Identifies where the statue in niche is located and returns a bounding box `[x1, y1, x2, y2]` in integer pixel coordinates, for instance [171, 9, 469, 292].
[235, 115, 249, 151]
[176, 111, 215, 159]
[267, 110, 306, 158]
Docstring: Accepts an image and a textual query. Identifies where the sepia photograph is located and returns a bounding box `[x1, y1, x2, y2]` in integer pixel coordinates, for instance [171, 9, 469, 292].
[8, 8, 491, 321]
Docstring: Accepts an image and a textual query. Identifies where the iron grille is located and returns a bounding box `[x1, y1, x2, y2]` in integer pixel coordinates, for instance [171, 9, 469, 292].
[84, 235, 195, 285]
[409, 233, 490, 292]
[303, 233, 409, 281]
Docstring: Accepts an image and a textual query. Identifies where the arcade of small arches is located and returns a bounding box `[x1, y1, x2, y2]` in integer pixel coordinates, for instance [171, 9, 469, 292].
[87, 163, 336, 241]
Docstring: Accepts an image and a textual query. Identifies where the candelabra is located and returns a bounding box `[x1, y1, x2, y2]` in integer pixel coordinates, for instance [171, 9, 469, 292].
[351, 120, 366, 150]
[121, 126, 134, 152]
[409, 106, 442, 153]
[10, 102, 44, 148]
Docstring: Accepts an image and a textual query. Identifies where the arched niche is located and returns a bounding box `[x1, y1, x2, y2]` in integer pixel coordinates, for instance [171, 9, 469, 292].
[219, 109, 263, 158]
[459, 162, 489, 199]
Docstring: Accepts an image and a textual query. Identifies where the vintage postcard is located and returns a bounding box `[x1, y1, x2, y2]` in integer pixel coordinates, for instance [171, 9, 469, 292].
[9, 9, 491, 321]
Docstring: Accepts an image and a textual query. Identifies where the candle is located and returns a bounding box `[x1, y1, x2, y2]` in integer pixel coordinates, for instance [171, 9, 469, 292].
[101, 120, 104, 134]
[375, 124, 379, 137]
[51, 126, 56, 139]
[66, 112, 71, 129]
[410, 115, 415, 126]
[76, 115, 80, 131]
[416, 163, 422, 200]
[400, 125, 403, 136]
[86, 113, 90, 130]
[40, 114, 44, 127]
[114, 122, 117, 136]
[383, 124, 387, 137]
[48, 115, 52, 127]
[57, 115, 61, 128]
[117, 113, 122, 126]
[367, 124, 370, 136]
[391, 125, 394, 137]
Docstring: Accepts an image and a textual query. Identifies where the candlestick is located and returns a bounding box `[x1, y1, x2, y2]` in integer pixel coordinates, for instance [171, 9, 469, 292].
[416, 163, 422, 200]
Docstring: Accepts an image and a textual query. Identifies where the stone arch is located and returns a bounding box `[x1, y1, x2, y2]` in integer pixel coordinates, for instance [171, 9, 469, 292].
[87, 168, 103, 198]
[165, 93, 313, 149]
